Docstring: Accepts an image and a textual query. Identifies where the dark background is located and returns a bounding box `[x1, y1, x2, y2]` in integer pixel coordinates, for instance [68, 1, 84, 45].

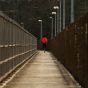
[0, 0, 88, 39]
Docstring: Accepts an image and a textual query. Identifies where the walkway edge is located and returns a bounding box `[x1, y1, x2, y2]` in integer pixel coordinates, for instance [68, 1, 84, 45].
[0, 51, 38, 88]
[51, 54, 82, 88]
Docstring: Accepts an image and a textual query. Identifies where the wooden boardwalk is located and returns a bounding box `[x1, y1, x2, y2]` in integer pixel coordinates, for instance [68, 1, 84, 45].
[1, 51, 81, 88]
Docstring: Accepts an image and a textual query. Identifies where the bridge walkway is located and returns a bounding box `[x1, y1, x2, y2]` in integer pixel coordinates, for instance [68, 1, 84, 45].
[1, 51, 81, 88]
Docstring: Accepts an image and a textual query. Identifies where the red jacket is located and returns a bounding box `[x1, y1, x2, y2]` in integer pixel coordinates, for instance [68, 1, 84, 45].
[42, 37, 48, 44]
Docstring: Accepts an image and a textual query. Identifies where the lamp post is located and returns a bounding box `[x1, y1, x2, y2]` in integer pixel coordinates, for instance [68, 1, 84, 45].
[20, 22, 24, 28]
[59, 0, 62, 32]
[49, 17, 53, 39]
[63, 0, 65, 29]
[71, 0, 74, 23]
[53, 6, 59, 33]
[52, 12, 56, 37]
[38, 20, 42, 40]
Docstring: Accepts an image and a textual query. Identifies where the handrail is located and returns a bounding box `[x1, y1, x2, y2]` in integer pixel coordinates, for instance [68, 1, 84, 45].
[0, 12, 37, 82]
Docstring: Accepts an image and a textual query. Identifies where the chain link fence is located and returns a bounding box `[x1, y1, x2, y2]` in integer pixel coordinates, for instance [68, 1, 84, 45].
[48, 13, 88, 88]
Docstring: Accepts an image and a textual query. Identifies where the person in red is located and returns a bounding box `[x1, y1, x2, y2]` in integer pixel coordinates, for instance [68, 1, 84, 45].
[41, 36, 48, 53]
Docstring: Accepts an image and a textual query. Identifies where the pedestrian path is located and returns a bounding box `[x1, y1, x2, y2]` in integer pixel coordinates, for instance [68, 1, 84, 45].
[2, 51, 81, 88]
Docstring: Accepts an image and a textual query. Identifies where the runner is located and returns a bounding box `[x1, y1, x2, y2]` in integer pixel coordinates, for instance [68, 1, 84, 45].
[41, 37, 48, 53]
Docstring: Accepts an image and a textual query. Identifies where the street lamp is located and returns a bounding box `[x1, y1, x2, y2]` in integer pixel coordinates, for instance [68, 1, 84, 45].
[53, 6, 60, 33]
[20, 22, 24, 28]
[63, 0, 65, 29]
[71, 0, 74, 23]
[53, 6, 59, 9]
[49, 17, 53, 39]
[52, 12, 56, 37]
[59, 0, 62, 32]
[38, 19, 43, 39]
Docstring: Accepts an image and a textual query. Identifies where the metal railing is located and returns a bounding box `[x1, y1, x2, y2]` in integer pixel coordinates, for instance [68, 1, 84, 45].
[0, 12, 37, 82]
[48, 13, 88, 88]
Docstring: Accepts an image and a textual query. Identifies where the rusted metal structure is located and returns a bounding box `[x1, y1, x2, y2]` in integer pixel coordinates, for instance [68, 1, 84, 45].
[48, 13, 88, 88]
[0, 12, 37, 82]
